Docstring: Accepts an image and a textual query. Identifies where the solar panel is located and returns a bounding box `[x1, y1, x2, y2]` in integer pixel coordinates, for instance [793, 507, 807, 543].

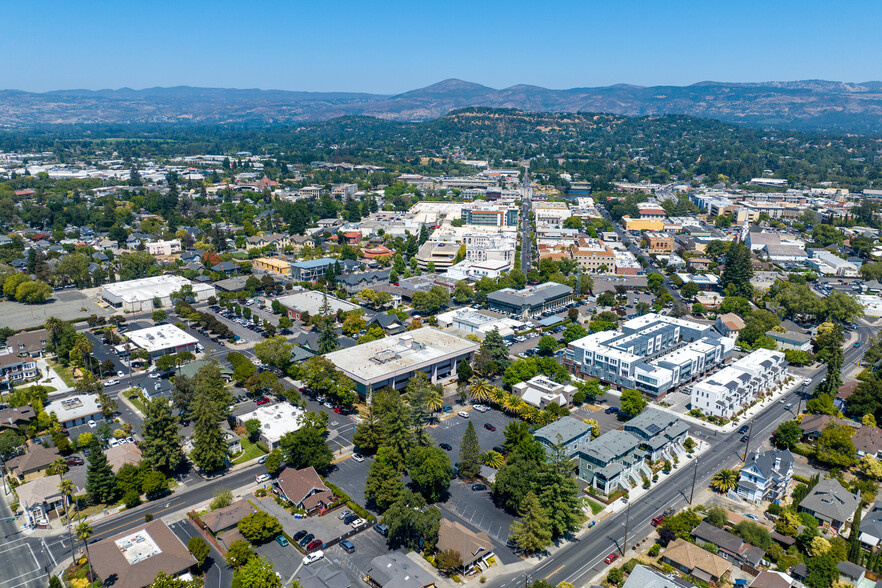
[645, 423, 661, 435]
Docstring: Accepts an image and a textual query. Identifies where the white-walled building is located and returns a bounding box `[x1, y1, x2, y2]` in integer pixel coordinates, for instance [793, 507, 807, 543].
[48, 394, 104, 428]
[101, 275, 215, 312]
[533, 202, 572, 228]
[126, 325, 199, 359]
[435, 308, 523, 339]
[445, 259, 512, 281]
[513, 376, 576, 408]
[691, 348, 787, 418]
[146, 240, 182, 256]
[236, 402, 304, 449]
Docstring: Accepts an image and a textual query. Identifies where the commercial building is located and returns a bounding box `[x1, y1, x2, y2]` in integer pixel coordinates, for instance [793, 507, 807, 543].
[47, 394, 104, 428]
[435, 308, 521, 339]
[290, 258, 338, 282]
[252, 257, 292, 276]
[577, 408, 689, 494]
[512, 376, 576, 408]
[622, 217, 664, 231]
[416, 241, 459, 271]
[89, 520, 197, 588]
[445, 259, 512, 281]
[690, 349, 787, 418]
[646, 232, 675, 254]
[533, 202, 572, 228]
[146, 240, 181, 256]
[572, 239, 616, 272]
[487, 283, 573, 319]
[565, 314, 735, 399]
[460, 203, 518, 226]
[436, 519, 494, 569]
[807, 249, 858, 277]
[463, 233, 517, 264]
[126, 325, 198, 359]
[236, 402, 305, 449]
[276, 290, 360, 321]
[324, 329, 478, 396]
[101, 275, 215, 312]
[737, 448, 794, 504]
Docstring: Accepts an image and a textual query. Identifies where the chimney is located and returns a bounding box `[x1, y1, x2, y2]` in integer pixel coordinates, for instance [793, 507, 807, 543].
[774, 456, 781, 471]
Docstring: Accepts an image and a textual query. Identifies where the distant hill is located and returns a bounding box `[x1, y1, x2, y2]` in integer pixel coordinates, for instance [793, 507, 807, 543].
[4, 79, 882, 134]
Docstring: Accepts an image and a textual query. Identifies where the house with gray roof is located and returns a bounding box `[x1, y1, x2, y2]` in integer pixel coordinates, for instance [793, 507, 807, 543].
[367, 552, 437, 588]
[691, 521, 765, 572]
[737, 448, 794, 504]
[836, 561, 866, 586]
[858, 501, 882, 550]
[533, 416, 591, 458]
[621, 565, 697, 588]
[577, 408, 690, 494]
[798, 478, 861, 531]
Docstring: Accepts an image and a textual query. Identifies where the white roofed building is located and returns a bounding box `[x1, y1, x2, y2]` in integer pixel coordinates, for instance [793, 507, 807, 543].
[235, 402, 304, 449]
[126, 325, 199, 359]
[101, 275, 215, 312]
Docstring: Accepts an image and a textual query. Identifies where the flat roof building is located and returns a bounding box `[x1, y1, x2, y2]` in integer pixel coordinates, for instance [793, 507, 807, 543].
[101, 275, 215, 312]
[126, 325, 199, 359]
[487, 283, 573, 319]
[324, 328, 478, 396]
[253, 257, 292, 276]
[691, 349, 787, 418]
[47, 394, 104, 428]
[235, 402, 304, 449]
[291, 258, 338, 282]
[276, 290, 361, 321]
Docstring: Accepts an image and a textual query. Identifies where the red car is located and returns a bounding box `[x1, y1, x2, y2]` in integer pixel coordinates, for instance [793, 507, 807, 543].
[651, 515, 665, 527]
[604, 553, 618, 564]
[306, 539, 323, 552]
[484, 423, 496, 432]
[333, 407, 343, 414]
[256, 397, 269, 405]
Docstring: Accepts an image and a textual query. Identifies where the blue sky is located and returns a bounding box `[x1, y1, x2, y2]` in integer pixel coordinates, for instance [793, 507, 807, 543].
[3, 0, 880, 93]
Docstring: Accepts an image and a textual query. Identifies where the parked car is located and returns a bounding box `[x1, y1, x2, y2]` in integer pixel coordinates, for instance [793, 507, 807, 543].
[105, 379, 119, 386]
[458, 411, 470, 418]
[299, 533, 314, 547]
[340, 539, 355, 553]
[303, 550, 324, 565]
[306, 540, 323, 553]
[484, 423, 496, 432]
[352, 453, 365, 462]
[604, 553, 618, 564]
[256, 397, 270, 405]
[337, 510, 353, 520]
[472, 484, 488, 491]
[275, 535, 289, 547]
[87, 420, 96, 428]
[255, 474, 271, 483]
[439, 443, 453, 451]
[258, 455, 268, 464]
[66, 457, 84, 466]
[117, 371, 125, 377]
[343, 514, 359, 525]
[605, 407, 619, 414]
[744, 514, 760, 521]
[651, 515, 666, 527]
[293, 530, 307, 542]
[374, 523, 389, 536]
[351, 518, 366, 529]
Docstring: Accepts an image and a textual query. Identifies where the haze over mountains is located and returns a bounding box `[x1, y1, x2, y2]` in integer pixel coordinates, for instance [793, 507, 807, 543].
[4, 79, 882, 134]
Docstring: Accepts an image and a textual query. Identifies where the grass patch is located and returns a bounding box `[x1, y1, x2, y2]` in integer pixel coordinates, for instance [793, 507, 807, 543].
[125, 390, 146, 413]
[47, 359, 76, 387]
[584, 498, 605, 515]
[232, 437, 267, 465]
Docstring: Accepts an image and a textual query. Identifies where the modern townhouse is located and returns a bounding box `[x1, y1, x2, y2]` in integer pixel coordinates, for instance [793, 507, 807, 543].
[690, 349, 788, 418]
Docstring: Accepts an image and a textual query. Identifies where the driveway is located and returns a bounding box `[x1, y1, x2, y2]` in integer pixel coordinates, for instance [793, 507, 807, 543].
[168, 519, 233, 588]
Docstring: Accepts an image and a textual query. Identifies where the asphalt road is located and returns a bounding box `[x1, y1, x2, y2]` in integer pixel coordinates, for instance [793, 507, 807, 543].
[488, 321, 876, 588]
[521, 172, 532, 274]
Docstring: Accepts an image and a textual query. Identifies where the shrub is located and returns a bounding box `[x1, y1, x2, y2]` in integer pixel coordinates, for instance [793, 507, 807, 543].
[123, 490, 141, 509]
[622, 559, 638, 574]
[607, 568, 623, 586]
[648, 544, 661, 557]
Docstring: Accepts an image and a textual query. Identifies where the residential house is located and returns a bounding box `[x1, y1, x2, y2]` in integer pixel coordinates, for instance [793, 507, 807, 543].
[798, 477, 861, 531]
[852, 426, 882, 459]
[691, 521, 765, 574]
[338, 269, 391, 295]
[6, 444, 60, 481]
[245, 233, 291, 251]
[89, 520, 197, 588]
[533, 416, 591, 458]
[661, 538, 732, 583]
[621, 565, 698, 588]
[512, 376, 576, 408]
[436, 519, 494, 569]
[749, 571, 795, 588]
[366, 312, 405, 335]
[835, 381, 859, 412]
[836, 562, 866, 586]
[0, 354, 38, 390]
[4, 329, 48, 358]
[200, 500, 257, 536]
[687, 258, 712, 271]
[16, 474, 64, 527]
[211, 261, 240, 276]
[765, 330, 812, 352]
[715, 314, 745, 337]
[798, 414, 858, 444]
[275, 467, 333, 514]
[290, 235, 315, 253]
[737, 449, 794, 504]
[858, 501, 882, 550]
[106, 443, 143, 473]
[0, 405, 35, 431]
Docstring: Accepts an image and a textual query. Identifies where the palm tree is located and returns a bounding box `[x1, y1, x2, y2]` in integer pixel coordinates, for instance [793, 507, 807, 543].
[75, 521, 94, 584]
[482, 450, 504, 469]
[503, 395, 524, 415]
[73, 334, 93, 371]
[711, 469, 739, 493]
[425, 389, 443, 413]
[44, 316, 63, 354]
[489, 386, 507, 407]
[520, 405, 541, 423]
[59, 478, 76, 562]
[469, 379, 493, 403]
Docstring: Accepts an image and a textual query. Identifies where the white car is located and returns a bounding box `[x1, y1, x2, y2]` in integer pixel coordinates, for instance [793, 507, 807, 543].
[351, 518, 366, 529]
[303, 551, 324, 566]
[105, 379, 119, 386]
[87, 420, 97, 428]
[148, 373, 160, 379]
[255, 474, 271, 483]
[110, 439, 120, 448]
[117, 370, 125, 377]
[458, 411, 470, 418]
[126, 437, 135, 444]
[352, 453, 365, 462]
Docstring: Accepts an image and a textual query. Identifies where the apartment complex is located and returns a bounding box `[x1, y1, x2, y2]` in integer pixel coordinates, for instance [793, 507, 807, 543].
[645, 232, 675, 253]
[146, 239, 181, 256]
[564, 314, 735, 399]
[572, 238, 616, 271]
[460, 203, 518, 227]
[690, 349, 787, 418]
[252, 256, 291, 276]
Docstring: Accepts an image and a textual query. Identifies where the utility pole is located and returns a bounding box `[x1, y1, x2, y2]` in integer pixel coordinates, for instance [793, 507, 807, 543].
[689, 456, 699, 504]
[523, 573, 531, 588]
[622, 500, 631, 555]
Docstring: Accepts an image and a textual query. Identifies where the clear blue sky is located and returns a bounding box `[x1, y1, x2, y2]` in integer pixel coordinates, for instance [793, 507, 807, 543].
[4, 0, 880, 93]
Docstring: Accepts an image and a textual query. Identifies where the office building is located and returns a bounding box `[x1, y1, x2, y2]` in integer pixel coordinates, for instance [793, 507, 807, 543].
[533, 202, 572, 228]
[290, 258, 339, 281]
[101, 275, 215, 312]
[126, 325, 199, 359]
[460, 203, 518, 227]
[276, 290, 360, 321]
[487, 283, 573, 319]
[236, 402, 305, 449]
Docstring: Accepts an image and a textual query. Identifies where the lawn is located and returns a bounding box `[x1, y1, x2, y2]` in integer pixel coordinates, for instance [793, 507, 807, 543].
[125, 390, 146, 413]
[584, 498, 605, 515]
[47, 359, 76, 387]
[232, 437, 267, 465]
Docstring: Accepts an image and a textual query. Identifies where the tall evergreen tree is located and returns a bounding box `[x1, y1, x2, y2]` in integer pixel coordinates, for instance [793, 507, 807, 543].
[508, 491, 553, 554]
[86, 437, 118, 504]
[459, 421, 482, 479]
[189, 364, 230, 473]
[849, 502, 864, 563]
[720, 242, 754, 298]
[365, 447, 405, 513]
[141, 397, 185, 474]
[317, 288, 339, 354]
[457, 359, 473, 383]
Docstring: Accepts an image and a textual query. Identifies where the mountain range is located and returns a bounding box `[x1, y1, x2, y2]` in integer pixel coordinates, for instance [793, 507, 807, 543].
[4, 79, 882, 134]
